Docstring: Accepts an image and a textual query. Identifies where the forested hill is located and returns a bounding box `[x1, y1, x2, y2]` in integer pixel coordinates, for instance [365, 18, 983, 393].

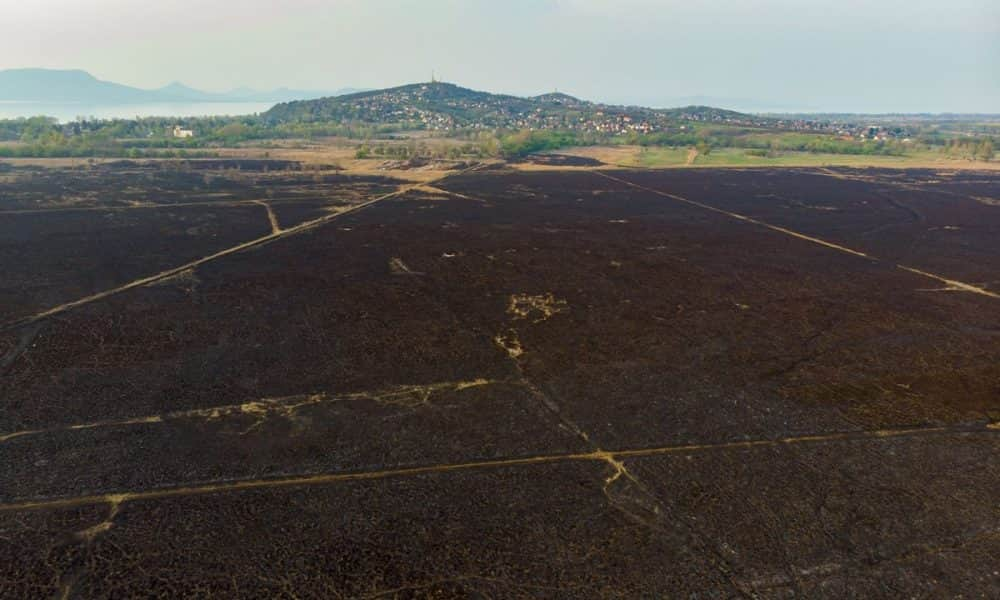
[263, 81, 771, 133]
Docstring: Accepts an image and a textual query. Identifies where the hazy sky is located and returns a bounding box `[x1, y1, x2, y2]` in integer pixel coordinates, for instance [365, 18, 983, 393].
[3, 0, 998, 112]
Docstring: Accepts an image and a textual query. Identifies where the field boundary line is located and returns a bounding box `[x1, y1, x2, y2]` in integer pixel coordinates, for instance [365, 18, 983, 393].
[1, 422, 992, 513]
[595, 171, 1000, 300]
[0, 199, 274, 215]
[0, 379, 505, 444]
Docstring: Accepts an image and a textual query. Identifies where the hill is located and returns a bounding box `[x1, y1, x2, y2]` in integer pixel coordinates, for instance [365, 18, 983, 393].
[264, 81, 773, 133]
[0, 68, 343, 104]
[0, 69, 162, 103]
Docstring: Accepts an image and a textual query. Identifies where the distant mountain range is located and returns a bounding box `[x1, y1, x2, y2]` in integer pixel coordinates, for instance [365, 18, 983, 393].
[0, 68, 362, 104]
[263, 81, 772, 132]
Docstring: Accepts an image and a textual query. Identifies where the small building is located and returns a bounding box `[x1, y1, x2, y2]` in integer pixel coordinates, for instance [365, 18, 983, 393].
[172, 126, 194, 139]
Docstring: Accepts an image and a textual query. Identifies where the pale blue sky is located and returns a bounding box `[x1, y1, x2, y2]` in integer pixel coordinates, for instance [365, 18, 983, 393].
[2, 0, 997, 112]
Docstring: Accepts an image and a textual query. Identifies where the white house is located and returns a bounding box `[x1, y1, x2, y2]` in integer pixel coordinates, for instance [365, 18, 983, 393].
[172, 126, 194, 139]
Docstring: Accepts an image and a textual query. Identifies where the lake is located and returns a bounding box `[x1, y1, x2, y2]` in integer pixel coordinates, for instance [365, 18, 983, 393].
[0, 101, 275, 122]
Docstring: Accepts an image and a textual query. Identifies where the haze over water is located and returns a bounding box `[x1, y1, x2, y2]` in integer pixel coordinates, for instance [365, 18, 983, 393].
[0, 101, 274, 122]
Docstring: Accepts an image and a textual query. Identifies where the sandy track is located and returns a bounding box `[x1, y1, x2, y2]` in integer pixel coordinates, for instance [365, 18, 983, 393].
[0, 379, 498, 444]
[252, 200, 283, 234]
[0, 422, 990, 514]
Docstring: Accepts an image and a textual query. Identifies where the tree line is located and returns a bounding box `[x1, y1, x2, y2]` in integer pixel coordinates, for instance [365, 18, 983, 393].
[0, 115, 995, 162]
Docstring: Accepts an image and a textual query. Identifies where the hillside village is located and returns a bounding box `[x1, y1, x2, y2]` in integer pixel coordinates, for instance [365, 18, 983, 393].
[266, 82, 784, 134]
[263, 81, 926, 141]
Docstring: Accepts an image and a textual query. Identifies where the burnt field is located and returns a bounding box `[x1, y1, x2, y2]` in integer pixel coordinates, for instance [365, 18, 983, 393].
[0, 162, 400, 321]
[1, 161, 998, 598]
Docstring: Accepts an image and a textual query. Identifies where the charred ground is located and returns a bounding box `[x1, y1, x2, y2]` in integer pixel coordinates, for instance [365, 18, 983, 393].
[1, 161, 998, 598]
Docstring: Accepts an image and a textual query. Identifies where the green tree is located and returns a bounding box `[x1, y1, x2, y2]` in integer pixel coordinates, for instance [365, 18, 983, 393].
[19, 116, 59, 142]
[216, 122, 250, 142]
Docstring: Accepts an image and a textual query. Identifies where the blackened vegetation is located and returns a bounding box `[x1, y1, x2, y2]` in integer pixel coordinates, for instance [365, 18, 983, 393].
[0, 164, 998, 598]
[100, 158, 314, 171]
[516, 153, 605, 167]
[0, 160, 401, 320]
